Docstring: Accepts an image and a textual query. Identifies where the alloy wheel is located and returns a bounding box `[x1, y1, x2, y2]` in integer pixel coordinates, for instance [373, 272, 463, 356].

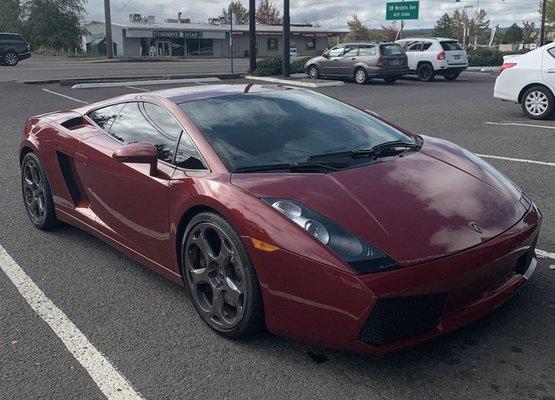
[525, 90, 549, 116]
[184, 222, 246, 330]
[4, 52, 18, 66]
[22, 159, 46, 223]
[308, 66, 318, 79]
[355, 69, 367, 84]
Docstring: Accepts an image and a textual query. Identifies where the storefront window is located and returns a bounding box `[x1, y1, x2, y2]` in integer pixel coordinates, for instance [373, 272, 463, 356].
[187, 39, 214, 56]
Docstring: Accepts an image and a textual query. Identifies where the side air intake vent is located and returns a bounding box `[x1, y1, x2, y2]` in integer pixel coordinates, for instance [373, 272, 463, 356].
[56, 152, 85, 205]
[358, 293, 446, 345]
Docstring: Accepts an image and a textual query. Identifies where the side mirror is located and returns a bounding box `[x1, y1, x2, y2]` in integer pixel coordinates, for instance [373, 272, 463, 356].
[113, 143, 158, 176]
[322, 51, 330, 58]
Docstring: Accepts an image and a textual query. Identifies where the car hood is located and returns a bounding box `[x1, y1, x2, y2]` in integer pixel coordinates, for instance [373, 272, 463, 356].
[230, 137, 526, 266]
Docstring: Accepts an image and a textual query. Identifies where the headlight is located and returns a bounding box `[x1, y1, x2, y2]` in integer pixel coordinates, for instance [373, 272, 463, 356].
[263, 198, 398, 274]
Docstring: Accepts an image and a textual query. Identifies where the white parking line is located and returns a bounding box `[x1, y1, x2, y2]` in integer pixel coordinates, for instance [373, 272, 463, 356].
[0, 245, 144, 400]
[536, 249, 555, 260]
[125, 86, 150, 92]
[42, 88, 88, 104]
[476, 153, 555, 167]
[485, 121, 555, 131]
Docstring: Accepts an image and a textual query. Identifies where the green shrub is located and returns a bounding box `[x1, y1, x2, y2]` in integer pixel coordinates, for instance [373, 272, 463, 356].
[467, 49, 504, 67]
[252, 56, 312, 76]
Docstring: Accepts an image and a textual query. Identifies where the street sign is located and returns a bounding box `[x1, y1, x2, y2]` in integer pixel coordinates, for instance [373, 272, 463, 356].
[386, 1, 419, 20]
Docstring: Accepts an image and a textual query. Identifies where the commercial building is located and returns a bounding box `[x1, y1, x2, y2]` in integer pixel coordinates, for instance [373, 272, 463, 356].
[83, 16, 347, 58]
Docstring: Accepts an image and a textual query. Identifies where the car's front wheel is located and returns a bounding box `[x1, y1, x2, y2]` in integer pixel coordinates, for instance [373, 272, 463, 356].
[3, 51, 19, 66]
[21, 152, 59, 230]
[521, 86, 554, 120]
[417, 63, 435, 82]
[354, 68, 368, 84]
[181, 212, 264, 339]
[307, 65, 319, 79]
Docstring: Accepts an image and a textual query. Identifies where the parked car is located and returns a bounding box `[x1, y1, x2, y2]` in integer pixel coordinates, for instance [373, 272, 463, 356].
[191, 47, 213, 56]
[494, 43, 555, 120]
[20, 84, 540, 355]
[395, 37, 468, 82]
[304, 42, 409, 84]
[0, 32, 31, 66]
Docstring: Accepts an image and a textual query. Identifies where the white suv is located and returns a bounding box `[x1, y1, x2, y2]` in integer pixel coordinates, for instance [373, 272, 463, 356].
[395, 37, 468, 82]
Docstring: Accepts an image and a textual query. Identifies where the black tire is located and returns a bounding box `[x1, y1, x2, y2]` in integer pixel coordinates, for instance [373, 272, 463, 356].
[417, 63, 435, 82]
[21, 152, 59, 230]
[444, 72, 460, 81]
[354, 67, 368, 84]
[307, 65, 319, 79]
[3, 51, 19, 66]
[383, 76, 397, 84]
[181, 212, 264, 339]
[521, 86, 554, 120]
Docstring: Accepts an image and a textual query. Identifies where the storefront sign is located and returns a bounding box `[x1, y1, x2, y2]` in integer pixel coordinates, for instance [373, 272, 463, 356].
[155, 31, 201, 39]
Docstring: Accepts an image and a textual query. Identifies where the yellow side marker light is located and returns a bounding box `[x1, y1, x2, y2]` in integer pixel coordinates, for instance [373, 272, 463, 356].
[251, 238, 279, 252]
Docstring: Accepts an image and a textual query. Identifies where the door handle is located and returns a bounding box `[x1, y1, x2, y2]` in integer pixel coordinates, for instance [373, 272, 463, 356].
[350, 57, 356, 60]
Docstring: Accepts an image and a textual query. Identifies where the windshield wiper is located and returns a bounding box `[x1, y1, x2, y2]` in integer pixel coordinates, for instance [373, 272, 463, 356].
[308, 140, 420, 162]
[233, 162, 348, 173]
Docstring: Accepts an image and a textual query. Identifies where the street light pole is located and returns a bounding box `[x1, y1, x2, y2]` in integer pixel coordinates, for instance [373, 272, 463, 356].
[230, 8, 234, 73]
[540, 0, 547, 46]
[282, 0, 290, 77]
[249, 0, 256, 72]
[103, 0, 114, 59]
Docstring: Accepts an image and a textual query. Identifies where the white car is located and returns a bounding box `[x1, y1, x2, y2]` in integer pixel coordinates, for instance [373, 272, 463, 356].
[395, 37, 468, 81]
[494, 43, 555, 120]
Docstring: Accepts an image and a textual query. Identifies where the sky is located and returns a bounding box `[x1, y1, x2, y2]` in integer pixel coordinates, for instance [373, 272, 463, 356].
[85, 0, 542, 30]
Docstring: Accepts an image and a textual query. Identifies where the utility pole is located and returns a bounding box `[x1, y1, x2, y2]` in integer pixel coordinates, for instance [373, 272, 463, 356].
[104, 0, 114, 58]
[230, 7, 234, 73]
[282, 0, 290, 77]
[540, 0, 547, 46]
[249, 0, 256, 72]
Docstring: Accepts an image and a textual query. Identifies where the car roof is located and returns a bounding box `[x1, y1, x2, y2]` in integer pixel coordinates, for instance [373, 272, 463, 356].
[341, 42, 394, 46]
[397, 37, 458, 42]
[149, 84, 290, 104]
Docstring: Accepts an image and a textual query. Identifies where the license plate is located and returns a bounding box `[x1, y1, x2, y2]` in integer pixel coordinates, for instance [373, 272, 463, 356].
[454, 55, 461, 60]
[390, 59, 400, 65]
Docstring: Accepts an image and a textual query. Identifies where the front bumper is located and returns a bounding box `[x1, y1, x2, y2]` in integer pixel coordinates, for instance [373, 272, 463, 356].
[248, 203, 540, 355]
[18, 52, 31, 61]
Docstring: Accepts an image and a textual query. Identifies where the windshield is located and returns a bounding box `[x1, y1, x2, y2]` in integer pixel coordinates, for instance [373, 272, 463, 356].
[440, 41, 463, 51]
[179, 89, 414, 171]
[380, 44, 404, 55]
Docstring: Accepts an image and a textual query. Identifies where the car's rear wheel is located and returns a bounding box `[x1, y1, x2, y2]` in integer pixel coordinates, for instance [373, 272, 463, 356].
[383, 76, 398, 84]
[21, 152, 58, 230]
[521, 86, 554, 120]
[307, 65, 319, 79]
[181, 212, 264, 339]
[3, 52, 19, 66]
[354, 68, 368, 84]
[444, 72, 460, 81]
[417, 63, 434, 82]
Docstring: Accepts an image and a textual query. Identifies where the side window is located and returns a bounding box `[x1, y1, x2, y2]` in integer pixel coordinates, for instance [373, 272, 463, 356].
[328, 46, 345, 57]
[343, 46, 359, 57]
[88, 104, 124, 132]
[358, 46, 376, 56]
[406, 42, 420, 52]
[174, 133, 206, 170]
[421, 42, 433, 51]
[548, 47, 555, 58]
[108, 102, 181, 164]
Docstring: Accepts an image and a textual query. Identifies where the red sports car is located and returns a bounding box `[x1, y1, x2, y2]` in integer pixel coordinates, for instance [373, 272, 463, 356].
[20, 84, 541, 355]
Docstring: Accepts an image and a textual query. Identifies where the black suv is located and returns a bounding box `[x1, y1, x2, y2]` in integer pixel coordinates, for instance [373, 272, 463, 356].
[0, 33, 31, 66]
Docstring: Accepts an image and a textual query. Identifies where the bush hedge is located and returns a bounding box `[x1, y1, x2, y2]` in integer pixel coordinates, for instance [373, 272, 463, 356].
[252, 56, 312, 76]
[467, 49, 505, 67]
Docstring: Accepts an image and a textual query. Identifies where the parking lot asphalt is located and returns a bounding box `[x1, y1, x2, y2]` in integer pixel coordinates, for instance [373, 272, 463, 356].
[0, 70, 554, 400]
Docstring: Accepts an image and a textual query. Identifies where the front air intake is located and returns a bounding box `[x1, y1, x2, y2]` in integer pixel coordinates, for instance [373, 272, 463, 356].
[358, 293, 446, 345]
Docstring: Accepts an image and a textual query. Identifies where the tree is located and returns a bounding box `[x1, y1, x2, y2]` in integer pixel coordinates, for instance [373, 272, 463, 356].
[471, 9, 490, 45]
[256, 0, 282, 25]
[433, 13, 453, 38]
[344, 14, 371, 42]
[541, 0, 555, 23]
[22, 0, 87, 51]
[381, 22, 397, 42]
[522, 20, 538, 43]
[0, 0, 23, 33]
[221, 1, 249, 25]
[504, 22, 524, 43]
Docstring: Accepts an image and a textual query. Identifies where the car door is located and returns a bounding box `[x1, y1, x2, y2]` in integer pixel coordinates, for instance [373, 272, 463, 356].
[542, 46, 555, 90]
[356, 45, 378, 74]
[321, 45, 348, 75]
[404, 41, 421, 71]
[336, 46, 360, 76]
[76, 101, 183, 270]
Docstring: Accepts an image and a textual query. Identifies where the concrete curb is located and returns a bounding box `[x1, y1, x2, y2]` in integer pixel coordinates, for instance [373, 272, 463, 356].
[466, 66, 499, 73]
[72, 77, 222, 89]
[20, 73, 243, 86]
[245, 75, 344, 88]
